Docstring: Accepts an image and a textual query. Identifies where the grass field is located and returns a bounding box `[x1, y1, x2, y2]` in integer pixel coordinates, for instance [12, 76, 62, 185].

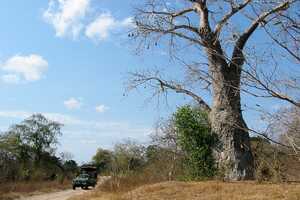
[69, 181, 300, 200]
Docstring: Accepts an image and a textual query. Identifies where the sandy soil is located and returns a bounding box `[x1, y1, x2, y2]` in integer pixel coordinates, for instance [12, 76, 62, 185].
[19, 189, 87, 200]
[19, 177, 110, 200]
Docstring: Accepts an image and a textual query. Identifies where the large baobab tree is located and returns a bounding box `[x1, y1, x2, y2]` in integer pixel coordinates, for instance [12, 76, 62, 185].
[127, 0, 300, 180]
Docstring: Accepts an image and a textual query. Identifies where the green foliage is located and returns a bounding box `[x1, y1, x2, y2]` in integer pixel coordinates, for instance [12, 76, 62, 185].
[8, 114, 62, 164]
[64, 160, 78, 173]
[173, 105, 217, 179]
[92, 148, 113, 173]
[145, 145, 162, 162]
[0, 114, 71, 182]
[97, 106, 218, 183]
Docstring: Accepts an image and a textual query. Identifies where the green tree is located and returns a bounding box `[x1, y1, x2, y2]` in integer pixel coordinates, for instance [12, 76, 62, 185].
[92, 148, 113, 173]
[174, 106, 217, 179]
[0, 114, 63, 181]
[63, 160, 78, 173]
[145, 145, 161, 162]
[0, 131, 31, 165]
[8, 114, 62, 166]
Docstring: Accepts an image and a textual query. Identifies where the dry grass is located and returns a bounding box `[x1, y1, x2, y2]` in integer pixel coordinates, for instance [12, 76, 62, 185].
[123, 181, 300, 200]
[100, 174, 163, 193]
[70, 181, 300, 200]
[0, 180, 70, 200]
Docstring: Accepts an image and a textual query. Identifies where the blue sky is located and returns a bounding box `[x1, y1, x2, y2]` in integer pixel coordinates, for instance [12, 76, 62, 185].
[0, 0, 190, 163]
[0, 0, 292, 163]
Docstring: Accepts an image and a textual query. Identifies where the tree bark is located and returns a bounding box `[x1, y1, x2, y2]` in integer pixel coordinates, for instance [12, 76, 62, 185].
[208, 51, 254, 180]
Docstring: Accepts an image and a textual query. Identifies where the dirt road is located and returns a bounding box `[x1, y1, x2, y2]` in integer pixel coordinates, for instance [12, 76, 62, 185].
[20, 176, 110, 200]
[19, 189, 87, 200]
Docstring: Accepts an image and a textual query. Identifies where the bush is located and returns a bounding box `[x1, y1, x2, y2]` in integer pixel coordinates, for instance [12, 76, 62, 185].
[173, 105, 217, 180]
[92, 148, 113, 174]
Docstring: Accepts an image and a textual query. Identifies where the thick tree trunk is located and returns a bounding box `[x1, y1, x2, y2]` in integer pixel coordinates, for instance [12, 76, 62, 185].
[208, 51, 254, 180]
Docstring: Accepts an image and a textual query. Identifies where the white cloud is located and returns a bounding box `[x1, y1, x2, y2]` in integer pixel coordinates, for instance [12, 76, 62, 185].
[120, 17, 134, 27]
[0, 110, 152, 162]
[64, 98, 82, 110]
[85, 13, 134, 41]
[43, 1, 133, 42]
[43, 0, 90, 38]
[1, 74, 20, 84]
[0, 111, 81, 125]
[85, 13, 115, 41]
[95, 104, 109, 113]
[0, 110, 151, 140]
[0, 111, 31, 119]
[1, 54, 48, 83]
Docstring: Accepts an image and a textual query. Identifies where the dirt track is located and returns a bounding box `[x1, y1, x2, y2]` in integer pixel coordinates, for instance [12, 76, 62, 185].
[20, 176, 110, 200]
[19, 189, 87, 200]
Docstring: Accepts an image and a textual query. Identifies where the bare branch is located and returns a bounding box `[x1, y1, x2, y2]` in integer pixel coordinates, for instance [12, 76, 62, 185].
[127, 72, 211, 112]
[138, 24, 204, 45]
[266, 29, 300, 62]
[263, 11, 300, 63]
[171, 25, 201, 36]
[192, 0, 213, 41]
[248, 127, 293, 149]
[242, 66, 300, 108]
[232, 1, 291, 66]
[214, 0, 252, 37]
[140, 7, 195, 18]
[134, 6, 204, 46]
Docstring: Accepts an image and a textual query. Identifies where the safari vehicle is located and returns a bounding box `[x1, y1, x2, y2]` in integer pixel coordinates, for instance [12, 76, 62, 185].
[72, 173, 96, 190]
[72, 165, 98, 190]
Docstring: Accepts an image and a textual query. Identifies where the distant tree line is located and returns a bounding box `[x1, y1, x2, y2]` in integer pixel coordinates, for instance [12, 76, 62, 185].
[0, 114, 78, 183]
[92, 104, 300, 189]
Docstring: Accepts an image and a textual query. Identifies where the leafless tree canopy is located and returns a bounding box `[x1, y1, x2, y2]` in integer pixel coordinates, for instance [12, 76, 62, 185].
[127, 0, 300, 180]
[265, 106, 300, 153]
[128, 0, 300, 108]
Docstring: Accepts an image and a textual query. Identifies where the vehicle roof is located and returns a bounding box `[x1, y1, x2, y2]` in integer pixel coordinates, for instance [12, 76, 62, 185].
[81, 164, 96, 169]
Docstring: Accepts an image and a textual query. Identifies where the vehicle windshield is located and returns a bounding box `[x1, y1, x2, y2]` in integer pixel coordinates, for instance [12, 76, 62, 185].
[78, 174, 89, 178]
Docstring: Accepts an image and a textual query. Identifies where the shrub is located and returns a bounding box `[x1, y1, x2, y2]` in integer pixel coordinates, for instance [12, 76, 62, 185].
[173, 105, 217, 180]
